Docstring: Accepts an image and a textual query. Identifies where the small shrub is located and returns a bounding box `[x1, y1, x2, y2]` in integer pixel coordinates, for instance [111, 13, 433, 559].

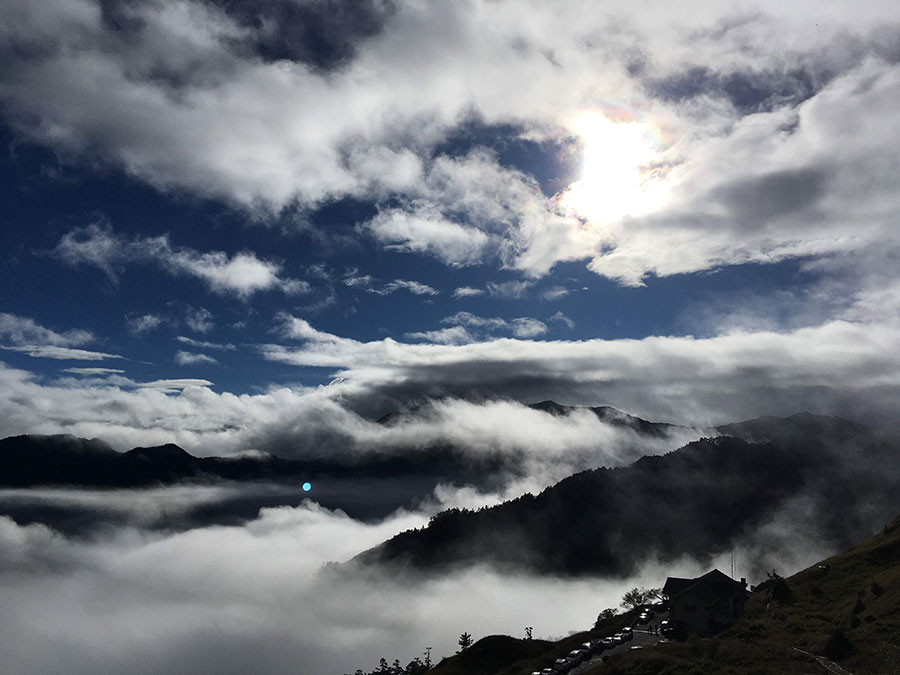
[686, 633, 702, 658]
[824, 627, 856, 661]
[810, 585, 823, 597]
[852, 598, 866, 614]
[771, 577, 794, 604]
[850, 615, 861, 628]
[871, 581, 884, 597]
[864, 614, 875, 623]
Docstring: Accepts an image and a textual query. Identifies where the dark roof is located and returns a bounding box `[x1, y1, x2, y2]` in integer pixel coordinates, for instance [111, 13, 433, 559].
[664, 569, 745, 600]
[663, 576, 695, 597]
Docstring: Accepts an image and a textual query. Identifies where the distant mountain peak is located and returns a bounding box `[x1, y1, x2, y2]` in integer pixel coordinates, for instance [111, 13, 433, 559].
[125, 443, 194, 459]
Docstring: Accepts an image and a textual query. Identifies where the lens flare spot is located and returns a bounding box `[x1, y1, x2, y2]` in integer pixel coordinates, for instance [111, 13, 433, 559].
[302, 482, 312, 492]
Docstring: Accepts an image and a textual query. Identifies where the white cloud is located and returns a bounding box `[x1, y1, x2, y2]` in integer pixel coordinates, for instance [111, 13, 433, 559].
[55, 224, 307, 298]
[0, 313, 93, 348]
[452, 286, 483, 299]
[0, 346, 123, 361]
[263, 316, 900, 428]
[0, 502, 657, 675]
[549, 311, 576, 330]
[175, 351, 217, 366]
[0, 474, 855, 674]
[0, 356, 704, 474]
[487, 279, 534, 299]
[366, 206, 490, 266]
[343, 270, 439, 296]
[184, 307, 215, 334]
[386, 279, 439, 296]
[176, 336, 236, 351]
[6, 1, 896, 282]
[125, 314, 164, 335]
[363, 151, 594, 277]
[541, 286, 570, 301]
[137, 379, 214, 391]
[62, 368, 126, 376]
[404, 326, 473, 345]
[0, 313, 121, 362]
[442, 311, 548, 339]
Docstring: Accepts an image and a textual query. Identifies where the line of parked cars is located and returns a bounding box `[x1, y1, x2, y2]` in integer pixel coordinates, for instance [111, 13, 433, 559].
[529, 627, 633, 674]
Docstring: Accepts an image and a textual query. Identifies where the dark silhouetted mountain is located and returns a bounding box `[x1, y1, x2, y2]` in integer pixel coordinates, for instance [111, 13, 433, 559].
[0, 434, 303, 487]
[0, 403, 687, 490]
[529, 400, 683, 437]
[0, 434, 523, 532]
[0, 434, 513, 489]
[716, 410, 869, 446]
[352, 414, 899, 577]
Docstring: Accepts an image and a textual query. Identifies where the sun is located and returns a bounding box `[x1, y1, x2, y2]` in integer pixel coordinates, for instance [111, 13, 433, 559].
[560, 112, 668, 225]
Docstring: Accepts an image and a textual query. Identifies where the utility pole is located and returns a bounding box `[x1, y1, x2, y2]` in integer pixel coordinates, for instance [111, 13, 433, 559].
[424, 646, 432, 668]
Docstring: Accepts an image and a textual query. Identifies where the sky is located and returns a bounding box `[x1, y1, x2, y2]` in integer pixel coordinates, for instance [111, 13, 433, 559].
[2, 0, 900, 452]
[3, 3, 900, 673]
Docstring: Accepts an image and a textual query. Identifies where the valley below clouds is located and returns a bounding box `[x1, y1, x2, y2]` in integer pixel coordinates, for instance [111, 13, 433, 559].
[0, 482, 837, 675]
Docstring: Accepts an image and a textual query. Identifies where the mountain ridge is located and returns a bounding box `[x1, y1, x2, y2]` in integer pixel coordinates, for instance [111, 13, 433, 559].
[350, 412, 899, 578]
[419, 511, 900, 675]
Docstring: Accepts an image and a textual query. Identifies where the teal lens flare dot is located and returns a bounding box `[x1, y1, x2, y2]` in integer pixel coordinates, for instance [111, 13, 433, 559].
[302, 482, 312, 492]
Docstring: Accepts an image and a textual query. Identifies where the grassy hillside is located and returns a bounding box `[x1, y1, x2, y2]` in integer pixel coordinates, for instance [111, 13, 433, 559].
[430, 610, 640, 675]
[428, 635, 554, 675]
[587, 514, 900, 674]
[426, 514, 900, 675]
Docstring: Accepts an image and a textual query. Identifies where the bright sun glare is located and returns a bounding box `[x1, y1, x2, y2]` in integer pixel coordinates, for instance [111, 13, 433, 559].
[561, 112, 667, 225]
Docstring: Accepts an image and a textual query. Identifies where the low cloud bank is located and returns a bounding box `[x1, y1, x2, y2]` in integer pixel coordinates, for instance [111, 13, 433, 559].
[0, 485, 846, 675]
[0, 503, 612, 675]
[0, 362, 706, 472]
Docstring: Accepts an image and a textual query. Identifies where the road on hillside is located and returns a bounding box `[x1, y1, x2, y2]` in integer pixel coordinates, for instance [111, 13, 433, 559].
[569, 629, 666, 673]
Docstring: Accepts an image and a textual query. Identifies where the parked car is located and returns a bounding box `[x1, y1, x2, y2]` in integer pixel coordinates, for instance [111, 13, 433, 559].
[637, 612, 650, 624]
[601, 637, 616, 649]
[540, 669, 554, 675]
[612, 633, 625, 644]
[566, 649, 586, 665]
[582, 640, 599, 654]
[552, 657, 571, 672]
[620, 627, 633, 641]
